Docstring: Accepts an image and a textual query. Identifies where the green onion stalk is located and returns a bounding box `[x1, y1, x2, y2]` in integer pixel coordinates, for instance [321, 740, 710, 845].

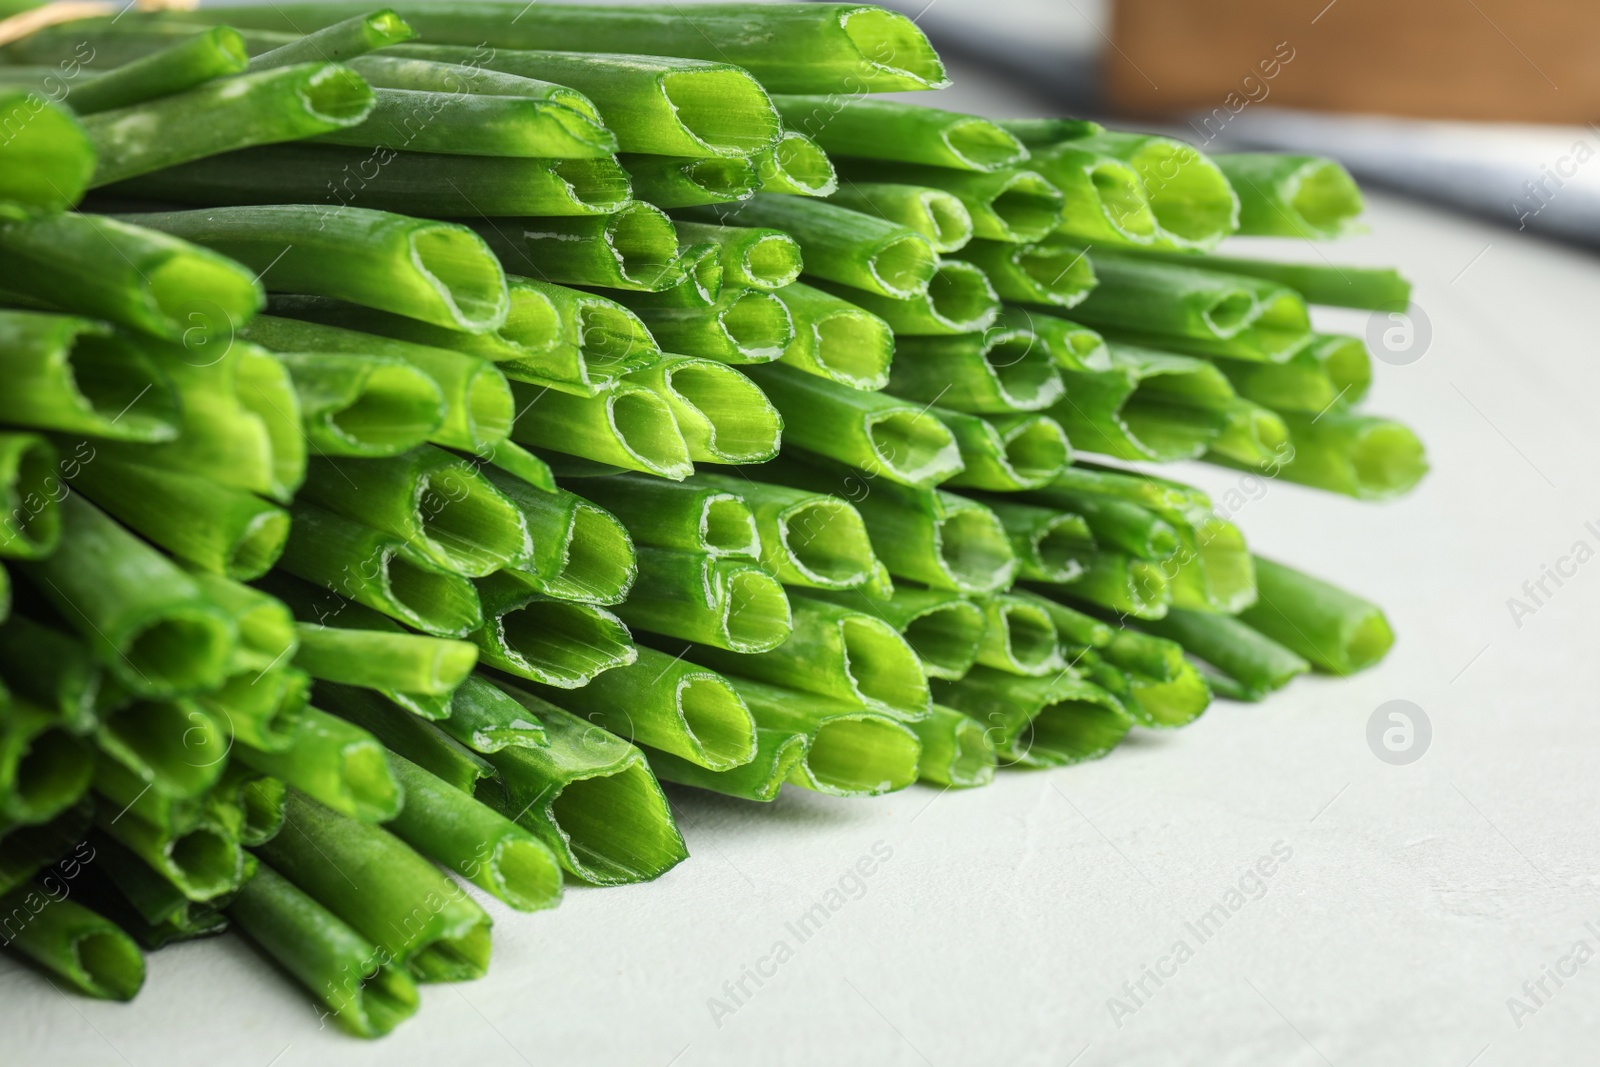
[478, 469, 637, 606]
[622, 154, 760, 208]
[811, 260, 998, 337]
[825, 181, 974, 253]
[615, 547, 792, 654]
[806, 586, 987, 681]
[470, 572, 636, 688]
[754, 128, 838, 196]
[934, 667, 1131, 769]
[770, 282, 895, 390]
[834, 161, 1065, 243]
[563, 472, 758, 561]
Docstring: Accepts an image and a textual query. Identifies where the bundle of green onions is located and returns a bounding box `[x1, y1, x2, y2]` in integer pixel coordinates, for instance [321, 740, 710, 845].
[0, 0, 1423, 1036]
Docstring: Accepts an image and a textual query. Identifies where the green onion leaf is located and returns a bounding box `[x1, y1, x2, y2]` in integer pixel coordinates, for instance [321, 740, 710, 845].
[1270, 411, 1428, 500]
[627, 355, 783, 464]
[563, 471, 757, 561]
[270, 349, 447, 459]
[958, 236, 1097, 308]
[0, 890, 144, 1000]
[0, 432, 61, 560]
[479, 470, 637, 605]
[619, 286, 795, 365]
[471, 572, 636, 687]
[621, 154, 760, 208]
[1211, 153, 1363, 239]
[0, 92, 94, 217]
[911, 704, 996, 788]
[770, 281, 894, 389]
[939, 411, 1072, 492]
[1072, 130, 1239, 250]
[1139, 608, 1309, 698]
[934, 667, 1131, 768]
[235, 705, 403, 823]
[808, 586, 986, 681]
[826, 181, 974, 253]
[616, 547, 791, 654]
[890, 327, 1064, 413]
[774, 96, 1018, 170]
[248, 9, 415, 69]
[753, 128, 838, 196]
[810, 260, 998, 337]
[1049, 344, 1237, 463]
[1239, 556, 1395, 675]
[508, 377, 693, 481]
[836, 162, 1065, 243]
[477, 202, 681, 291]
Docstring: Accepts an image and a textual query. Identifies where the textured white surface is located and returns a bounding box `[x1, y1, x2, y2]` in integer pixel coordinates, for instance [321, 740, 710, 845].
[10, 58, 1600, 1067]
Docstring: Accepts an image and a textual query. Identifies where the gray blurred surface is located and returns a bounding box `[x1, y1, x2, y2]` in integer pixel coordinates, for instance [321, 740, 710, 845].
[6, 36, 1600, 1067]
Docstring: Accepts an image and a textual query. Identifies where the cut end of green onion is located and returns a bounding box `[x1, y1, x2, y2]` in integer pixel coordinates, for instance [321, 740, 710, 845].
[479, 596, 637, 687]
[227, 507, 291, 581]
[916, 705, 996, 788]
[408, 223, 511, 333]
[488, 834, 564, 913]
[660, 67, 782, 156]
[67, 926, 147, 1001]
[675, 671, 759, 771]
[792, 714, 920, 796]
[682, 156, 763, 202]
[901, 599, 986, 681]
[539, 756, 687, 885]
[808, 302, 893, 388]
[839, 614, 932, 717]
[4, 723, 90, 824]
[838, 6, 950, 90]
[924, 260, 1001, 333]
[701, 493, 762, 559]
[300, 61, 382, 126]
[1029, 512, 1092, 583]
[534, 500, 638, 606]
[329, 732, 404, 823]
[723, 567, 792, 653]
[122, 607, 234, 698]
[1089, 157, 1159, 242]
[410, 463, 530, 578]
[762, 130, 839, 196]
[0, 434, 62, 558]
[777, 496, 877, 589]
[867, 232, 938, 299]
[609, 386, 696, 480]
[979, 596, 1061, 676]
[380, 551, 485, 637]
[66, 328, 183, 443]
[609, 203, 682, 291]
[156, 822, 245, 900]
[864, 408, 963, 487]
[651, 358, 783, 464]
[941, 117, 1027, 170]
[1016, 239, 1097, 306]
[1285, 158, 1364, 238]
[550, 157, 634, 213]
[1000, 415, 1072, 490]
[986, 170, 1067, 242]
[742, 232, 805, 290]
[1015, 684, 1132, 768]
[937, 503, 1017, 594]
[918, 189, 976, 252]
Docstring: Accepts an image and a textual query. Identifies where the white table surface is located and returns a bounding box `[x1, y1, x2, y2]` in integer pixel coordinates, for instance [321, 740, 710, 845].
[10, 56, 1600, 1067]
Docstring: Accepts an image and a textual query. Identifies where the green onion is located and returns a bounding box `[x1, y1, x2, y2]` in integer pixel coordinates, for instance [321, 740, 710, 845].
[269, 349, 447, 458]
[200, 667, 310, 755]
[826, 181, 973, 253]
[1012, 589, 1112, 652]
[278, 500, 484, 638]
[122, 206, 510, 334]
[227, 861, 419, 1037]
[0, 212, 264, 344]
[1240, 557, 1394, 675]
[639, 240, 724, 308]
[769, 281, 894, 389]
[722, 676, 919, 796]
[1049, 344, 1236, 462]
[249, 10, 415, 69]
[1071, 131, 1238, 250]
[474, 439, 556, 494]
[382, 41, 779, 158]
[0, 890, 144, 1000]
[297, 446, 531, 578]
[1041, 464, 1256, 614]
[72, 827, 232, 947]
[476, 680, 687, 886]
[20, 495, 233, 697]
[1092, 626, 1210, 727]
[383, 752, 563, 913]
[974, 593, 1061, 676]
[235, 705, 402, 823]
[471, 572, 636, 687]
[836, 162, 1064, 243]
[1074, 250, 1310, 352]
[999, 307, 1110, 369]
[939, 411, 1071, 492]
[508, 378, 692, 481]
[104, 341, 305, 504]
[1032, 546, 1170, 620]
[314, 682, 495, 791]
[292, 624, 476, 698]
[774, 97, 1019, 170]
[621, 154, 759, 208]
[911, 704, 995, 788]
[536, 644, 756, 772]
[478, 202, 681, 291]
[563, 472, 757, 561]
[808, 586, 985, 681]
[1209, 397, 1293, 469]
[479, 470, 637, 605]
[0, 432, 60, 559]
[762, 456, 1016, 594]
[686, 591, 930, 721]
[619, 287, 794, 365]
[0, 700, 91, 826]
[675, 221, 803, 291]
[211, 764, 286, 845]
[690, 194, 936, 299]
[813, 260, 997, 337]
[643, 727, 807, 803]
[934, 667, 1130, 768]
[631, 356, 784, 464]
[998, 118, 1104, 146]
[85, 62, 374, 186]
[977, 496, 1093, 584]
[1138, 608, 1309, 699]
[0, 311, 180, 443]
[616, 546, 790, 653]
[190, 3, 948, 92]
[754, 128, 838, 196]
[120, 144, 633, 217]
[959, 236, 1096, 308]
[0, 92, 94, 218]
[1211, 153, 1363, 239]
[1269, 411, 1428, 500]
[741, 363, 963, 488]
[93, 805, 243, 904]
[0, 801, 89, 896]
[694, 471, 879, 590]
[330, 54, 616, 158]
[1214, 333, 1372, 414]
[242, 315, 513, 452]
[71, 452, 288, 581]
[1124, 251, 1411, 311]
[256, 789, 493, 982]
[433, 674, 547, 752]
[492, 279, 659, 396]
[1021, 140, 1158, 247]
[890, 327, 1064, 413]
[0, 613, 101, 729]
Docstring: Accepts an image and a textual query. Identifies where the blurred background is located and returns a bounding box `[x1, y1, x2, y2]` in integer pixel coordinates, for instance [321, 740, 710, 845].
[861, 0, 1600, 249]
